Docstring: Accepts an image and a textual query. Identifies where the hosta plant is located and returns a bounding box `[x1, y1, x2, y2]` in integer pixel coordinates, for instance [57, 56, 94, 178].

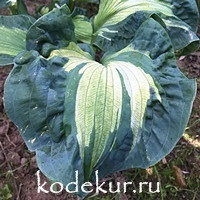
[0, 0, 199, 198]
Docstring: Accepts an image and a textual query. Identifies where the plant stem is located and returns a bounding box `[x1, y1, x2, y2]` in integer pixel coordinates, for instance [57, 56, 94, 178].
[69, 0, 76, 11]
[153, 166, 164, 200]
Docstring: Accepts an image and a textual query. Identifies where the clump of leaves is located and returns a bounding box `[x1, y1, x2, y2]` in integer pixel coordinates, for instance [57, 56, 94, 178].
[0, 0, 199, 198]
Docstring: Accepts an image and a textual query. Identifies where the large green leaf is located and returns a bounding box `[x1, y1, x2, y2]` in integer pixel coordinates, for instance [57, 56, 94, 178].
[93, 0, 199, 54]
[0, 15, 34, 65]
[4, 18, 196, 197]
[26, 5, 76, 57]
[96, 18, 197, 178]
[4, 49, 85, 194]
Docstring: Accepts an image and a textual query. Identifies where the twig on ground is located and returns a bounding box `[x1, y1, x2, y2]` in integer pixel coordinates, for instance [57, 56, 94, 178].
[16, 183, 23, 200]
[5, 120, 17, 147]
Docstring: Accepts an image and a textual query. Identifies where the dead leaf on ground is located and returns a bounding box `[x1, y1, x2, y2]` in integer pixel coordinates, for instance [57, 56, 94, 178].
[172, 166, 187, 188]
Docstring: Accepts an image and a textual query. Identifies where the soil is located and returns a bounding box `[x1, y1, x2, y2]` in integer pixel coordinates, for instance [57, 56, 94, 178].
[0, 1, 200, 200]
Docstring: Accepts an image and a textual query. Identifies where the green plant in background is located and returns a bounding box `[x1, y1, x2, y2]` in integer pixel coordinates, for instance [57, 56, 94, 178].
[0, 0, 199, 198]
[0, 184, 12, 200]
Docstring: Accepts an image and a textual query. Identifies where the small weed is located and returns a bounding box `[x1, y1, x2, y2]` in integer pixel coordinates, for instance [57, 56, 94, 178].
[0, 184, 12, 200]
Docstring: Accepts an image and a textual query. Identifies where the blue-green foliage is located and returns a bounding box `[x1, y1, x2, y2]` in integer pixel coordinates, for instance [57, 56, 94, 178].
[0, 0, 199, 198]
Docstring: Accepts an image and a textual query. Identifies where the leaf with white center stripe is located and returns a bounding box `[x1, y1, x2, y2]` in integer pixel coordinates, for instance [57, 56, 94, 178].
[93, 0, 199, 54]
[0, 15, 34, 65]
